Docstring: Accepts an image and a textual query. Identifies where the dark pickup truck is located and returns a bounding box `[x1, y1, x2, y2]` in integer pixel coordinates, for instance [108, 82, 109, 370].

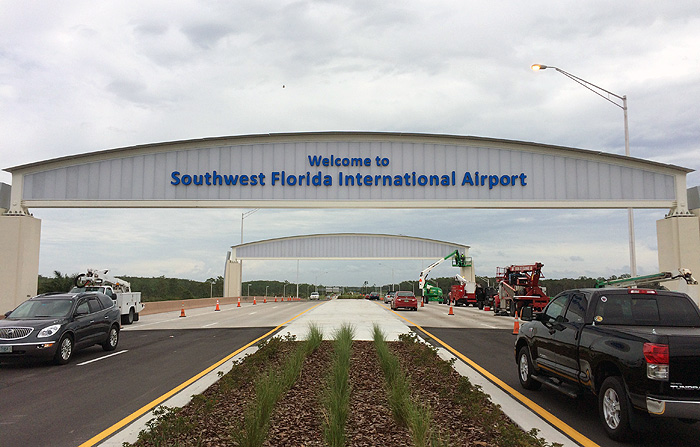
[514, 287, 700, 441]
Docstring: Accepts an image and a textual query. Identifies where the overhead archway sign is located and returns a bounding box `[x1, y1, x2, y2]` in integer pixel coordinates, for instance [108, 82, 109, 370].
[4, 132, 692, 214]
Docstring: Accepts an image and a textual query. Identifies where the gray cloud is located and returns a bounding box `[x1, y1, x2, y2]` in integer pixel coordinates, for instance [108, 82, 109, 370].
[3, 1, 699, 285]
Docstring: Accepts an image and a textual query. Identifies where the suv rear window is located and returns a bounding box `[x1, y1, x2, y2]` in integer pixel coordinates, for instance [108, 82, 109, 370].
[594, 292, 700, 326]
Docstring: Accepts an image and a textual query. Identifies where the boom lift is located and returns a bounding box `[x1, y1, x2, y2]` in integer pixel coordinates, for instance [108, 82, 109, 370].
[418, 250, 472, 303]
[494, 262, 549, 316]
[595, 268, 697, 289]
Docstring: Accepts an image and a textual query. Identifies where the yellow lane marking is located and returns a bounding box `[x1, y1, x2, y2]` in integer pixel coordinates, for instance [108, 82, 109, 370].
[385, 304, 600, 447]
[78, 303, 323, 447]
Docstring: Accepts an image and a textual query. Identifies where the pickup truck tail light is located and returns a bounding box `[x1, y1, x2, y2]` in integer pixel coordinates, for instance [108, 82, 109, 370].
[644, 343, 669, 380]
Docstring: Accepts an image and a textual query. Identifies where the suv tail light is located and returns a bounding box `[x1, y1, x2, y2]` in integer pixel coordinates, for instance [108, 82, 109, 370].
[644, 343, 669, 380]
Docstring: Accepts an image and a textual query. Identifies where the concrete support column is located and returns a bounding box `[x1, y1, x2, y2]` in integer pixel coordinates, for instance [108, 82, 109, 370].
[656, 215, 700, 305]
[223, 259, 242, 298]
[0, 215, 41, 312]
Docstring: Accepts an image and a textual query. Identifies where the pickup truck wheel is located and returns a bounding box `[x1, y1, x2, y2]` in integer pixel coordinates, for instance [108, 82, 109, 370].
[517, 346, 541, 390]
[599, 376, 632, 441]
[102, 325, 119, 351]
[122, 308, 135, 325]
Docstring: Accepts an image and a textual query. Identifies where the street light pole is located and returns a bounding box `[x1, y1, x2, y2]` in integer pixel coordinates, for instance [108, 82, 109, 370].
[532, 64, 637, 276]
[240, 209, 260, 244]
[247, 283, 251, 297]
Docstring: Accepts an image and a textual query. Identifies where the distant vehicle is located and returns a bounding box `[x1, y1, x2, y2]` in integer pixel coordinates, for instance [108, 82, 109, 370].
[1, 292, 120, 365]
[384, 291, 394, 304]
[391, 291, 418, 311]
[368, 292, 380, 300]
[309, 292, 320, 300]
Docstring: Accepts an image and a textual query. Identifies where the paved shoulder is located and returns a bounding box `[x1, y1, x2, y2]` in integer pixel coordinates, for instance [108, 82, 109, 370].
[283, 299, 410, 340]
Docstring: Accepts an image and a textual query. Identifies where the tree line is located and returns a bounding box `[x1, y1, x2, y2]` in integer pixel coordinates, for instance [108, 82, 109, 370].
[38, 271, 630, 302]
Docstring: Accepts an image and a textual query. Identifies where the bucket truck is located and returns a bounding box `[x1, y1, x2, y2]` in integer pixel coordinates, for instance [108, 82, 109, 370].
[448, 274, 478, 306]
[70, 268, 144, 325]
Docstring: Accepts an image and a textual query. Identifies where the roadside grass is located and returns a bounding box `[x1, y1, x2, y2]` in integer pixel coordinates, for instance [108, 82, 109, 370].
[125, 333, 296, 447]
[232, 324, 323, 447]
[373, 325, 443, 447]
[321, 323, 355, 447]
[396, 332, 561, 447]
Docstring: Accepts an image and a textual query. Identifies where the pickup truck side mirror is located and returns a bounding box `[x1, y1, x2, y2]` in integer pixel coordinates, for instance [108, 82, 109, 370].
[520, 306, 534, 321]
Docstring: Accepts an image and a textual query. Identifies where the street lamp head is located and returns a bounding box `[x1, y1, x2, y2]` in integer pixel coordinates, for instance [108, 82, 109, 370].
[531, 64, 548, 71]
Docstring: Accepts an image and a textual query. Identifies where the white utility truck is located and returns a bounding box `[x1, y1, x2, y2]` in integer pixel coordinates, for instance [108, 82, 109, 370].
[70, 269, 144, 325]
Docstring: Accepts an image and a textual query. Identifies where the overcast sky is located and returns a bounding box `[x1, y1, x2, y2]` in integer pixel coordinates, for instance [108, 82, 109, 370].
[2, 1, 699, 288]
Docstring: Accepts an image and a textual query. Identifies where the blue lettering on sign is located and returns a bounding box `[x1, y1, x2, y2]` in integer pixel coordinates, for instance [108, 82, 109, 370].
[170, 168, 527, 189]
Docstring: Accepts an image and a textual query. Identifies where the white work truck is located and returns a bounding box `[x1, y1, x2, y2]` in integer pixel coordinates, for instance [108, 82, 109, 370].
[70, 269, 144, 325]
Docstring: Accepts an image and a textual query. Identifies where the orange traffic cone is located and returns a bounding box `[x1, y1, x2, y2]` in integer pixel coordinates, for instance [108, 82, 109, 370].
[274, 297, 277, 302]
[237, 298, 241, 308]
[421, 300, 424, 307]
[448, 305, 454, 315]
[513, 310, 520, 335]
[180, 302, 186, 317]
[253, 297, 257, 305]
[215, 300, 220, 311]
[264, 297, 267, 303]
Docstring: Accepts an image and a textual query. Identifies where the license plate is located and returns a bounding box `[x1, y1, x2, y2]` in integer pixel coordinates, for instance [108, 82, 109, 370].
[0, 345, 12, 353]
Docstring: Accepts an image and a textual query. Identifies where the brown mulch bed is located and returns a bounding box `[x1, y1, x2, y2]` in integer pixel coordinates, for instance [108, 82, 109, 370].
[128, 335, 546, 447]
[345, 341, 414, 446]
[264, 341, 333, 446]
[390, 338, 506, 445]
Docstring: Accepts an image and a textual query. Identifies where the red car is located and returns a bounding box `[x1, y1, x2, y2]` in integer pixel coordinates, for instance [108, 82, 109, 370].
[391, 291, 418, 311]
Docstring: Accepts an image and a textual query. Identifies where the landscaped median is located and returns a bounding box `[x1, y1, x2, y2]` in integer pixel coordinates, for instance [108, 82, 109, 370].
[124, 325, 562, 447]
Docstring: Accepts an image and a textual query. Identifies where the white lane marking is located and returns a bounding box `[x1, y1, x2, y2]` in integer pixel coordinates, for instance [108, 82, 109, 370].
[202, 322, 218, 328]
[479, 323, 498, 329]
[249, 312, 257, 315]
[77, 350, 128, 365]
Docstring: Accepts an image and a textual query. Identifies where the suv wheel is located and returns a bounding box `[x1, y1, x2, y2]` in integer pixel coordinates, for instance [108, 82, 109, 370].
[54, 334, 73, 365]
[102, 325, 119, 351]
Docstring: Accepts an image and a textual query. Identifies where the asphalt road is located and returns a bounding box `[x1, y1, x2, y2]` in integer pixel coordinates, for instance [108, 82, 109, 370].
[0, 326, 275, 447]
[2, 299, 699, 447]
